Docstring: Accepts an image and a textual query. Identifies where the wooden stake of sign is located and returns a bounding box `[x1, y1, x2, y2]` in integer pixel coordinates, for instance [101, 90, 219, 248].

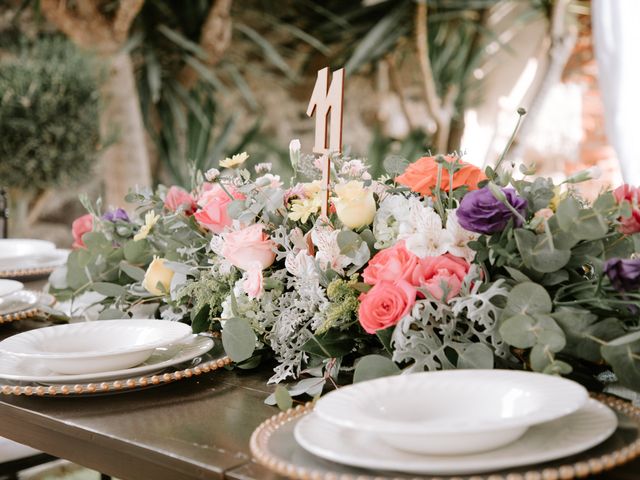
[306, 67, 345, 218]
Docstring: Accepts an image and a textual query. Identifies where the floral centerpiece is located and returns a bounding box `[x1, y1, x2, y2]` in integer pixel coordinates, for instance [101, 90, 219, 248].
[52, 144, 640, 404]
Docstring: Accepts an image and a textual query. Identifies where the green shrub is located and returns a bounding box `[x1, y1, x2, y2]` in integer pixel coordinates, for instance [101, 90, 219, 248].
[0, 36, 100, 191]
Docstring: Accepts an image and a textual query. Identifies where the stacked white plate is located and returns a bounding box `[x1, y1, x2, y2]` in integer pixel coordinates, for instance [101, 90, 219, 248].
[0, 239, 69, 277]
[0, 278, 56, 318]
[294, 370, 618, 475]
[0, 320, 213, 385]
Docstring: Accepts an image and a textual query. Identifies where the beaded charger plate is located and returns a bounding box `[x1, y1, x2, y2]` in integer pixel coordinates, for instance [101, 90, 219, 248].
[0, 292, 56, 325]
[250, 394, 640, 480]
[0, 354, 231, 397]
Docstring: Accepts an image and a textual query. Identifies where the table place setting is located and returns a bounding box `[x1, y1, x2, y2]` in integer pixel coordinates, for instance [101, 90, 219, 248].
[0, 278, 56, 324]
[0, 238, 69, 279]
[0, 319, 229, 396]
[250, 370, 640, 479]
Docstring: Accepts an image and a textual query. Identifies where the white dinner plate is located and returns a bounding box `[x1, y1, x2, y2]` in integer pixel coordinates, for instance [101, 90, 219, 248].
[0, 290, 39, 315]
[0, 239, 55, 261]
[0, 319, 193, 374]
[0, 335, 214, 383]
[294, 399, 617, 475]
[0, 248, 69, 272]
[314, 370, 588, 455]
[0, 280, 23, 298]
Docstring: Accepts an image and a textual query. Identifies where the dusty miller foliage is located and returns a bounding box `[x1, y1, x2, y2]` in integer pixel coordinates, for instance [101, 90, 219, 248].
[392, 268, 511, 371]
[0, 36, 100, 190]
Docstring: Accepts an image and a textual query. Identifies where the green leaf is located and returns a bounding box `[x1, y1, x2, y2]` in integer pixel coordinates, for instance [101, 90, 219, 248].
[235, 24, 294, 79]
[92, 282, 126, 297]
[375, 326, 394, 354]
[574, 208, 608, 241]
[556, 197, 580, 231]
[503, 266, 532, 284]
[221, 317, 257, 363]
[119, 261, 145, 282]
[302, 331, 354, 358]
[457, 343, 494, 369]
[98, 308, 127, 320]
[531, 314, 566, 352]
[353, 355, 400, 383]
[500, 314, 537, 348]
[601, 331, 640, 390]
[554, 311, 624, 362]
[124, 239, 152, 265]
[82, 231, 111, 250]
[503, 282, 552, 317]
[542, 360, 572, 375]
[383, 155, 409, 176]
[191, 305, 211, 334]
[274, 385, 293, 411]
[337, 230, 362, 257]
[529, 344, 552, 372]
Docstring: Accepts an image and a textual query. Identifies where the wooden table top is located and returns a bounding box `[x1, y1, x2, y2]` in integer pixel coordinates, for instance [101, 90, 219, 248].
[0, 282, 638, 479]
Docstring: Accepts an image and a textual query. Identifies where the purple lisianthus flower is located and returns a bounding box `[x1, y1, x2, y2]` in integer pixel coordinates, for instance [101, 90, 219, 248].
[102, 208, 129, 223]
[604, 258, 640, 292]
[456, 187, 527, 235]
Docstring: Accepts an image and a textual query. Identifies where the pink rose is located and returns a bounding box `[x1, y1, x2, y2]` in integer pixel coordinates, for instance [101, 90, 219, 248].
[222, 224, 276, 272]
[614, 184, 640, 234]
[363, 241, 419, 285]
[164, 186, 196, 215]
[411, 254, 470, 301]
[358, 280, 416, 334]
[243, 269, 264, 299]
[194, 184, 245, 233]
[71, 214, 93, 249]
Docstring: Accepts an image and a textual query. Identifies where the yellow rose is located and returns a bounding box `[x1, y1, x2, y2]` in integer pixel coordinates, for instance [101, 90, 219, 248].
[142, 257, 175, 296]
[333, 181, 376, 229]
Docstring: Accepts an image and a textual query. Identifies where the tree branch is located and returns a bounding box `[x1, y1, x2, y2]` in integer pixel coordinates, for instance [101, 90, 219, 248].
[179, 0, 233, 89]
[385, 54, 415, 132]
[113, 0, 145, 44]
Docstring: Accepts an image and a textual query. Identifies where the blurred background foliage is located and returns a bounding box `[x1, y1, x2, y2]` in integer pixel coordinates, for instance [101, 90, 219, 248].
[0, 0, 590, 243]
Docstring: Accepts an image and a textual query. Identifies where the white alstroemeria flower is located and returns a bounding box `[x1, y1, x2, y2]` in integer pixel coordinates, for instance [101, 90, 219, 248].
[445, 209, 478, 262]
[311, 227, 351, 274]
[285, 250, 318, 279]
[400, 203, 453, 258]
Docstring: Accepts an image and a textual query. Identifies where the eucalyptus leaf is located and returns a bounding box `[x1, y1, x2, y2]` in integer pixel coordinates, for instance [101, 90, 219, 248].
[124, 239, 152, 265]
[98, 308, 128, 320]
[457, 343, 494, 369]
[337, 230, 363, 257]
[503, 282, 552, 317]
[353, 354, 400, 383]
[274, 385, 293, 411]
[302, 331, 354, 358]
[499, 314, 537, 348]
[119, 262, 145, 282]
[92, 282, 126, 298]
[529, 344, 552, 372]
[542, 360, 572, 375]
[221, 317, 257, 362]
[601, 331, 640, 390]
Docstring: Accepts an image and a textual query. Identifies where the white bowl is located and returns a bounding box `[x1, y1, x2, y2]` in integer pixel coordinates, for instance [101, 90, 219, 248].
[0, 320, 192, 374]
[314, 370, 588, 455]
[0, 280, 23, 298]
[0, 239, 56, 261]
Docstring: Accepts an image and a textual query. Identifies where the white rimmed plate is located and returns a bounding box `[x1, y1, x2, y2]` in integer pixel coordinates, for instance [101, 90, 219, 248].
[314, 370, 588, 455]
[0, 290, 39, 315]
[0, 319, 192, 374]
[0, 248, 69, 272]
[0, 335, 214, 383]
[0, 239, 55, 261]
[294, 399, 617, 475]
[0, 280, 23, 298]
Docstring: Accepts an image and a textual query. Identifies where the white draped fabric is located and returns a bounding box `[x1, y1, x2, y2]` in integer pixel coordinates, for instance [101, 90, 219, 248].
[593, 0, 640, 184]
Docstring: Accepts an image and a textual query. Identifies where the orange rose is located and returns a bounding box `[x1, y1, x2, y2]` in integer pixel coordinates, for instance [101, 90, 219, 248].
[395, 155, 486, 196]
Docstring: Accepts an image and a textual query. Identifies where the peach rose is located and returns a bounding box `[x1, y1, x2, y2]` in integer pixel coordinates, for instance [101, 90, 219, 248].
[221, 224, 276, 272]
[142, 257, 175, 296]
[71, 214, 93, 249]
[194, 184, 245, 233]
[411, 253, 470, 301]
[614, 184, 640, 234]
[243, 269, 264, 299]
[164, 186, 196, 215]
[396, 155, 486, 196]
[363, 241, 419, 285]
[358, 280, 416, 334]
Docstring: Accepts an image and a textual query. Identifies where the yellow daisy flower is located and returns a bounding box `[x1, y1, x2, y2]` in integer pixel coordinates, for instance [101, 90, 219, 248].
[220, 152, 249, 169]
[134, 211, 160, 241]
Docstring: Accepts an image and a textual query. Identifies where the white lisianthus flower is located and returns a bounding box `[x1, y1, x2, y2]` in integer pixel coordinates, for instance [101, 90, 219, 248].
[220, 152, 249, 169]
[332, 180, 376, 229]
[373, 195, 411, 249]
[204, 168, 220, 182]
